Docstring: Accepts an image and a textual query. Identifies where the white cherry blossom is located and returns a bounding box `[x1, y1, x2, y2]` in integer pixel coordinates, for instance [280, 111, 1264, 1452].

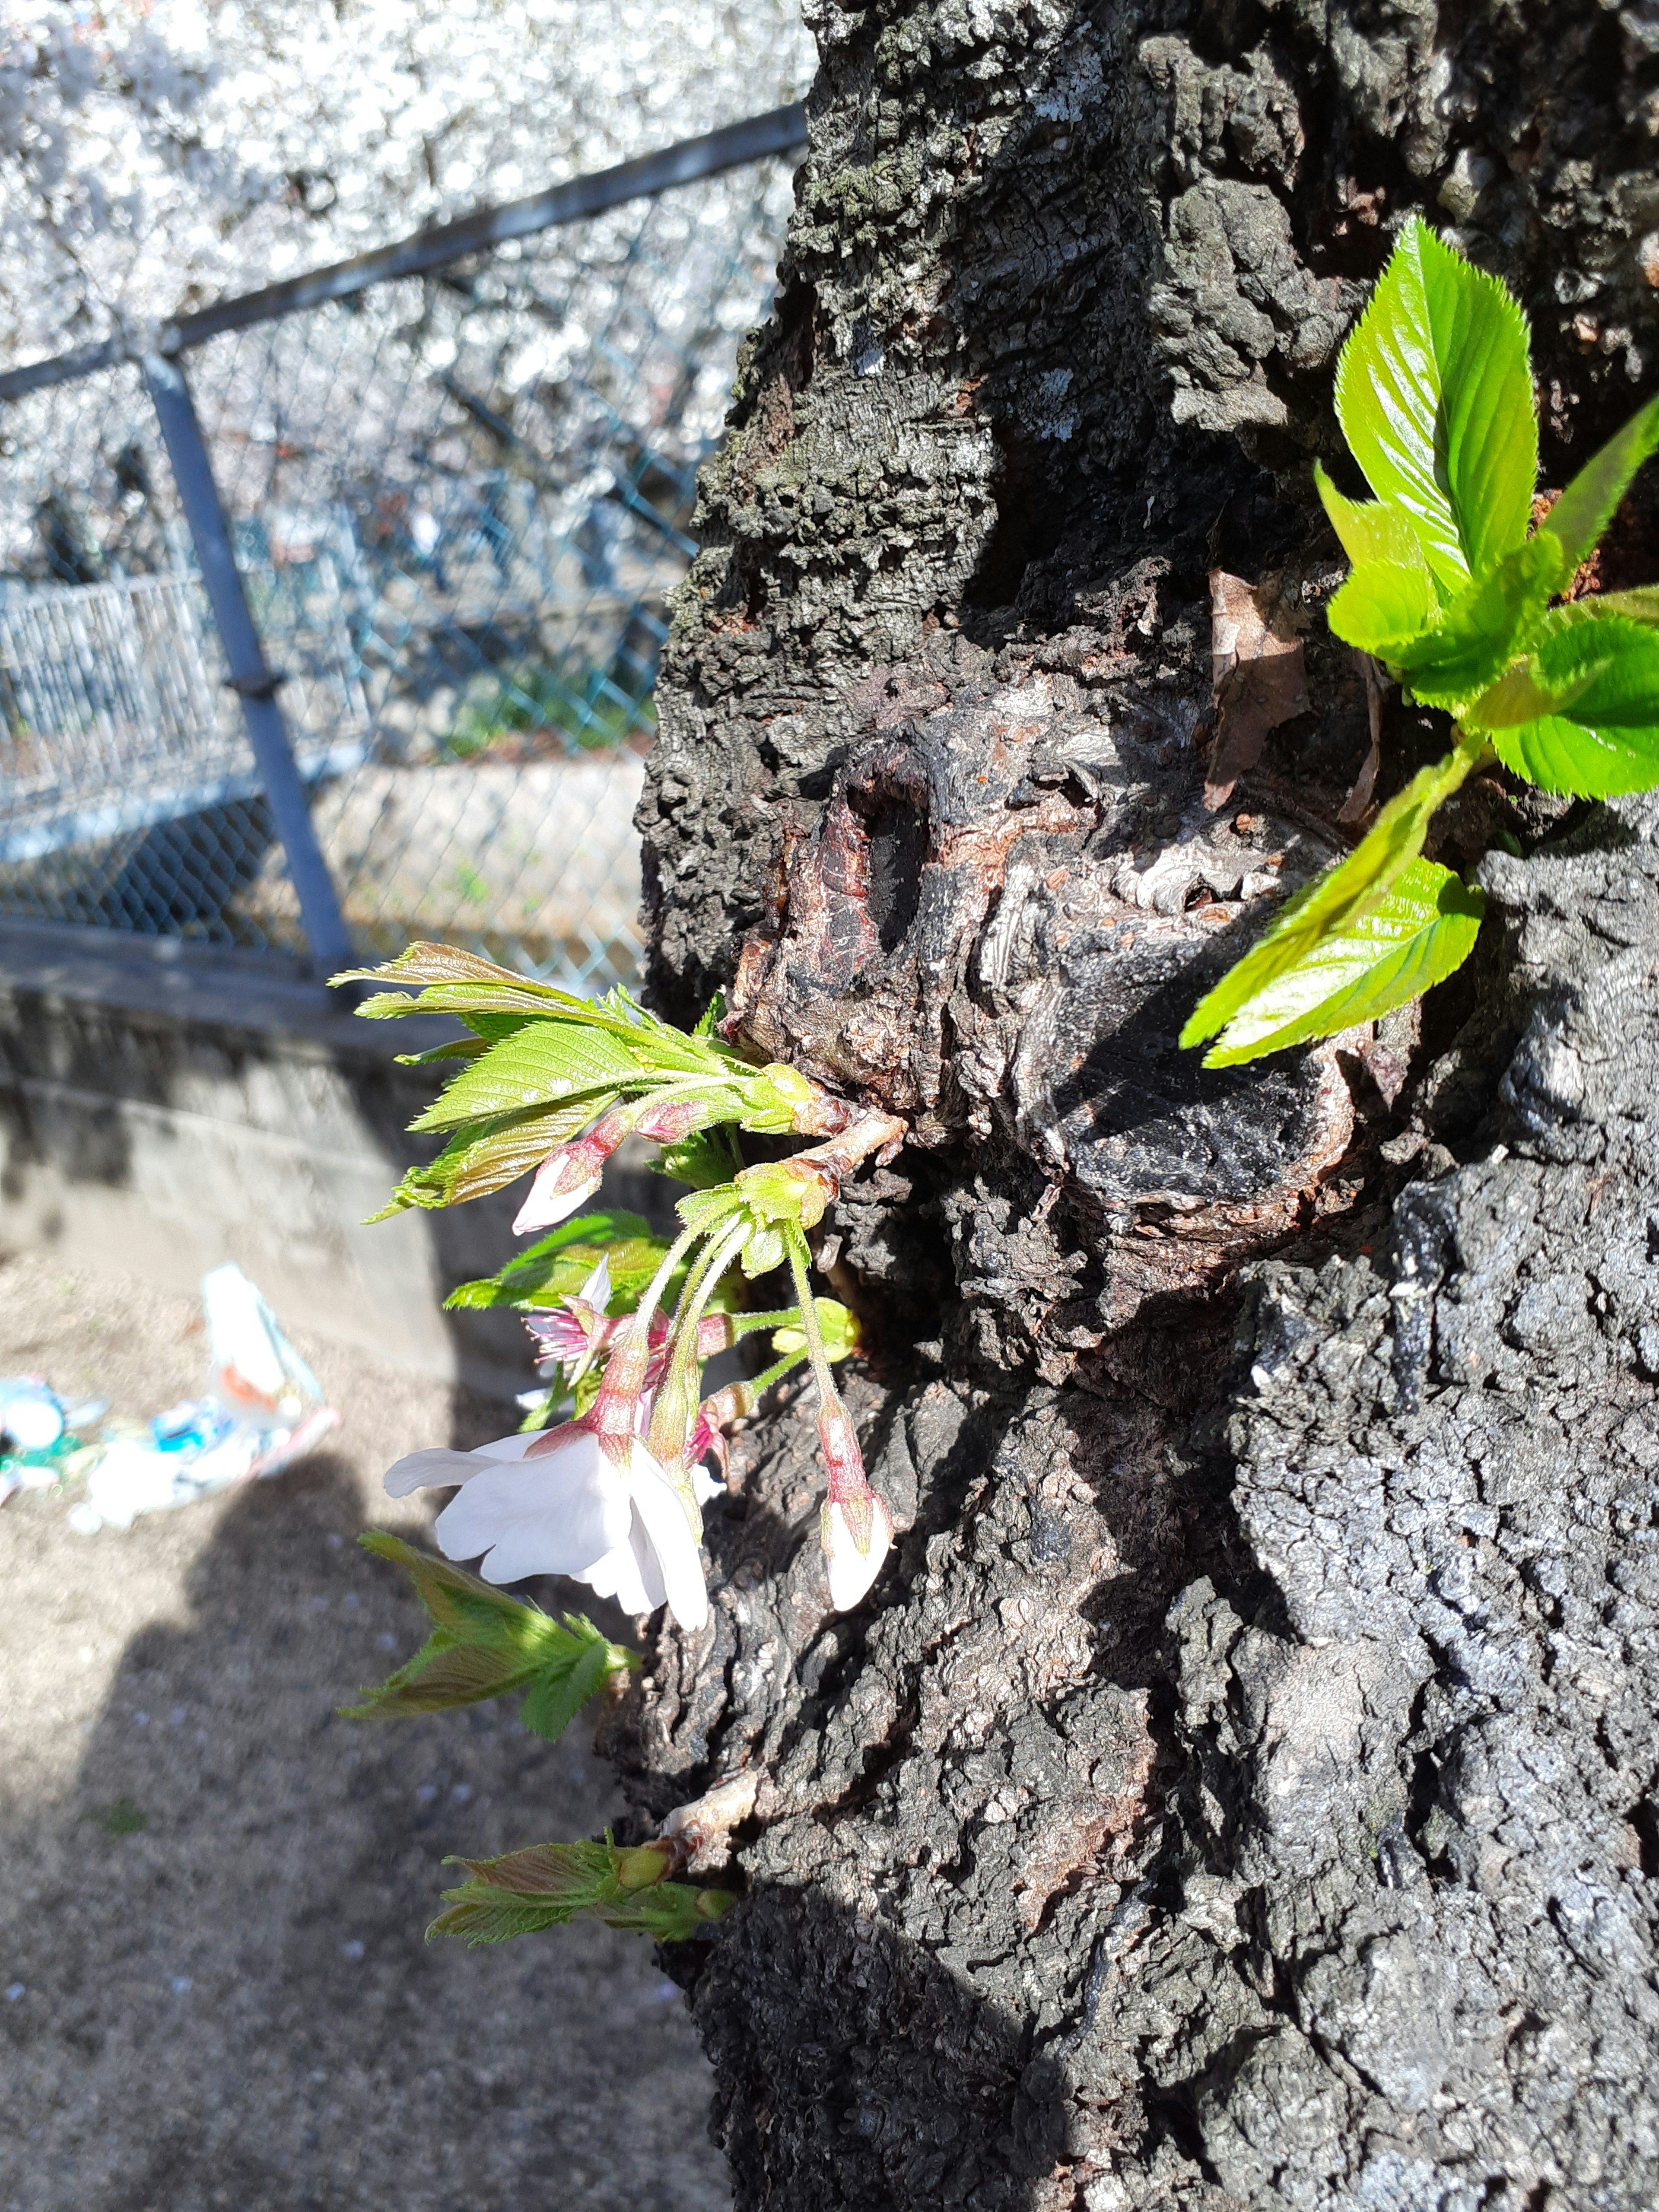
[384, 1420, 711, 1630]
[0, 0, 811, 367]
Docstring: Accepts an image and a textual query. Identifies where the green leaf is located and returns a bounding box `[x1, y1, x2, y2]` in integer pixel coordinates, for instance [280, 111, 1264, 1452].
[739, 1223, 785, 1279]
[425, 1893, 573, 1944]
[444, 1211, 667, 1312]
[351, 973, 721, 1085]
[394, 1036, 493, 1068]
[397, 1012, 539, 1064]
[1327, 559, 1440, 655]
[333, 941, 535, 992]
[345, 1535, 636, 1738]
[1540, 390, 1659, 578]
[369, 1098, 597, 1216]
[1549, 584, 1659, 631]
[518, 1634, 614, 1743]
[1180, 744, 1476, 1051]
[595, 1886, 719, 1940]
[1389, 531, 1567, 709]
[677, 1185, 745, 1237]
[693, 992, 726, 1038]
[1474, 608, 1659, 795]
[84, 1796, 146, 1836]
[410, 1021, 645, 1133]
[1199, 859, 1485, 1066]
[427, 1839, 716, 1946]
[1334, 218, 1535, 594]
[355, 1532, 544, 1650]
[342, 1637, 527, 1719]
[652, 1125, 742, 1189]
[1314, 460, 1436, 574]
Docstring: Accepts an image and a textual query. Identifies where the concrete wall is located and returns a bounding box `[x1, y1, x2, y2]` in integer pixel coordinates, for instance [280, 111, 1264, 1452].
[0, 921, 663, 1396]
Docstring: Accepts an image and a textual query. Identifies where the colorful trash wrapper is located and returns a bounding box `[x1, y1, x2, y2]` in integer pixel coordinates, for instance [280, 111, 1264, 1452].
[67, 1265, 340, 1534]
[0, 1377, 107, 1506]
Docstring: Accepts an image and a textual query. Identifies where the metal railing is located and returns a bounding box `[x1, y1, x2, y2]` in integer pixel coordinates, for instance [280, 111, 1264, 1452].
[0, 106, 804, 985]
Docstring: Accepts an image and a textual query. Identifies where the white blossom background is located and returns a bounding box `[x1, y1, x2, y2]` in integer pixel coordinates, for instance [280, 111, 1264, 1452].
[0, 0, 814, 367]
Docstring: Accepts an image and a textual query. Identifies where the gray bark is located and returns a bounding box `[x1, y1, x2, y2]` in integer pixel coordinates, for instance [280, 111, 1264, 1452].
[617, 5, 1659, 2205]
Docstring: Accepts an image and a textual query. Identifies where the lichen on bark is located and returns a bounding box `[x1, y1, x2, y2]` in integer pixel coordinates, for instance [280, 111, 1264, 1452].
[619, 4, 1659, 2205]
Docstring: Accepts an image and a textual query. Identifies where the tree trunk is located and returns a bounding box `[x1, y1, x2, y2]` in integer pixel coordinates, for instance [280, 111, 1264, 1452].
[617, 6, 1659, 2205]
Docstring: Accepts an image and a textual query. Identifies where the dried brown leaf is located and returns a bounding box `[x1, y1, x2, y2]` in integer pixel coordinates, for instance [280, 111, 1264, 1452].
[1204, 569, 1310, 809]
[1338, 650, 1389, 823]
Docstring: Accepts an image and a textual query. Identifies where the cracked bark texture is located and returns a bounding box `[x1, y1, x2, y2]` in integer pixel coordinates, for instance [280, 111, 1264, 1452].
[619, 5, 1659, 2206]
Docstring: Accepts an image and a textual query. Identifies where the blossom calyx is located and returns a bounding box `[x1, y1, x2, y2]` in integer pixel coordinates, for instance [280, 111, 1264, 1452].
[734, 1155, 839, 1232]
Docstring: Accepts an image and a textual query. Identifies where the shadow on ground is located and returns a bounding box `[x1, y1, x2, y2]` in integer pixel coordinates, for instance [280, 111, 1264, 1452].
[0, 1255, 729, 2212]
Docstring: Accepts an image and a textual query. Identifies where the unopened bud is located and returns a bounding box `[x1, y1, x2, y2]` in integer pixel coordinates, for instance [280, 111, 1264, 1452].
[635, 1096, 703, 1143]
[513, 1106, 634, 1236]
[512, 1151, 604, 1236]
[646, 1352, 699, 1470]
[694, 1887, 738, 1922]
[696, 1312, 737, 1355]
[614, 1842, 677, 1891]
[772, 1298, 859, 1363]
[820, 1489, 894, 1612]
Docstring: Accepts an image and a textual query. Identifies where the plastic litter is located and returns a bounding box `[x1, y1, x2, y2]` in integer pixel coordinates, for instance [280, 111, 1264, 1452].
[0, 1377, 66, 1452]
[64, 1265, 340, 1535]
[0, 1379, 108, 1505]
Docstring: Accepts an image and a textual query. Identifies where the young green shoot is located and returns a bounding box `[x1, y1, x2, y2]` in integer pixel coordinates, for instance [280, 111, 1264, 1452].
[1182, 217, 1659, 1067]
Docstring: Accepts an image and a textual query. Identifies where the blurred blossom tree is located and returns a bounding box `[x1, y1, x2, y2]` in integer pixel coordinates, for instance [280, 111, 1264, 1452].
[0, 0, 811, 362]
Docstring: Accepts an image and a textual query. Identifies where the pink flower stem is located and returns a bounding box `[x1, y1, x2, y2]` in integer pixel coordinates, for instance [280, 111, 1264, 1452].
[648, 1215, 749, 1470]
[782, 1225, 838, 1408]
[589, 1219, 704, 1464]
[783, 1223, 873, 1526]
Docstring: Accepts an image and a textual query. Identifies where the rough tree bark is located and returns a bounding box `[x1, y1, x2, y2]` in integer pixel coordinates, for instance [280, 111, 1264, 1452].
[614, 6, 1659, 2205]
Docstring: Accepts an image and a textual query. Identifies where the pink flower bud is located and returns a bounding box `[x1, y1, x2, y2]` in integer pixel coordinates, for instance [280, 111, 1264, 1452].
[820, 1490, 894, 1611]
[512, 1150, 604, 1236]
[634, 1096, 703, 1142]
[696, 1313, 737, 1356]
[512, 1108, 634, 1236]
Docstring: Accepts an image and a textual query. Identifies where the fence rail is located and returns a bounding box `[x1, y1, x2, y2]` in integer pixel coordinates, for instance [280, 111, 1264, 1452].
[0, 105, 805, 985]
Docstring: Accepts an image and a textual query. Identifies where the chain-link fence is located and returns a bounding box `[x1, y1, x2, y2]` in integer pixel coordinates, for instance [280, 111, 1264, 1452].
[0, 113, 800, 992]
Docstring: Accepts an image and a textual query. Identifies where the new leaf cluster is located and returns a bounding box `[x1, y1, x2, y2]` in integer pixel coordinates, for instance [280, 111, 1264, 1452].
[339, 942, 808, 1214]
[1184, 218, 1659, 1068]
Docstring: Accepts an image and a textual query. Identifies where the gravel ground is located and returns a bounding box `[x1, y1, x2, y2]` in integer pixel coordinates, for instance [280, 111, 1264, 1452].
[0, 1250, 729, 2212]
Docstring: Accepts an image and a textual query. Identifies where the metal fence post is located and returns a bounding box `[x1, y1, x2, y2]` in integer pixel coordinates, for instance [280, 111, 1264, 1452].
[140, 352, 354, 976]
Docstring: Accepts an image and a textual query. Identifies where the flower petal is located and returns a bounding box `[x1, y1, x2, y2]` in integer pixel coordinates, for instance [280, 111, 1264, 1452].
[434, 1452, 630, 1584]
[382, 1430, 539, 1498]
[626, 1446, 709, 1632]
[578, 1537, 656, 1616]
[689, 1461, 725, 1506]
